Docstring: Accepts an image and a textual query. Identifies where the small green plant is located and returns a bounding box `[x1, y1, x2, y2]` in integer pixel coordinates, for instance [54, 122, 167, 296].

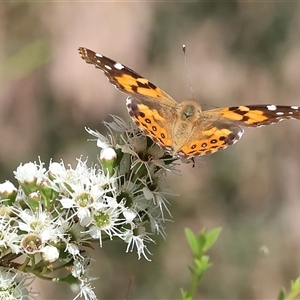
[278, 276, 300, 300]
[181, 227, 222, 300]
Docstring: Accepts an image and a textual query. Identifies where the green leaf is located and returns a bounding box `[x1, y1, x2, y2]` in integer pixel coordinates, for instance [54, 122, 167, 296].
[181, 227, 221, 300]
[185, 228, 199, 255]
[53, 274, 79, 285]
[277, 289, 285, 300]
[288, 276, 300, 299]
[198, 229, 207, 248]
[180, 288, 192, 300]
[291, 276, 300, 291]
[194, 256, 211, 273]
[202, 227, 222, 252]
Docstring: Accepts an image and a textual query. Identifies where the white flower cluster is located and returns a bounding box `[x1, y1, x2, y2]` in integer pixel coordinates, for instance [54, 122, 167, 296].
[0, 268, 36, 300]
[0, 116, 176, 299]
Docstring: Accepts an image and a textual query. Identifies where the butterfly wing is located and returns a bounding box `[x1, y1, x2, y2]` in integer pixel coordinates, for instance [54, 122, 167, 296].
[217, 105, 300, 126]
[78, 47, 177, 106]
[78, 47, 179, 151]
[177, 104, 300, 157]
[79, 47, 300, 158]
[127, 96, 179, 151]
[177, 118, 244, 157]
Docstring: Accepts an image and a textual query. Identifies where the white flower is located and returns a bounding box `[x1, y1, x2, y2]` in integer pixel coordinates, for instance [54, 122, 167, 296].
[85, 127, 112, 150]
[0, 268, 37, 299]
[142, 184, 171, 218]
[104, 115, 129, 133]
[48, 159, 91, 193]
[0, 217, 21, 254]
[59, 178, 111, 226]
[73, 282, 97, 300]
[14, 161, 46, 184]
[71, 257, 98, 300]
[49, 158, 118, 227]
[118, 130, 174, 181]
[118, 180, 149, 212]
[122, 226, 153, 261]
[58, 222, 87, 259]
[100, 147, 117, 161]
[122, 208, 137, 223]
[15, 204, 63, 245]
[20, 233, 43, 254]
[0, 181, 17, 194]
[48, 161, 66, 178]
[41, 245, 59, 263]
[86, 199, 126, 246]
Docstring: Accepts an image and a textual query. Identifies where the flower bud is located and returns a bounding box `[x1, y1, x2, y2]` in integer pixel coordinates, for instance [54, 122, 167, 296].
[100, 147, 117, 176]
[0, 181, 17, 205]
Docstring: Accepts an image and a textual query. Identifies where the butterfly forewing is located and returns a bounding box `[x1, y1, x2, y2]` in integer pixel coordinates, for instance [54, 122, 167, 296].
[78, 47, 177, 106]
[79, 47, 142, 90]
[219, 105, 300, 127]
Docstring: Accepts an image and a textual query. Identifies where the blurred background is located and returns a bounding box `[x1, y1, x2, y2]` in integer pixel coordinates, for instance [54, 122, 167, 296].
[2, 2, 300, 299]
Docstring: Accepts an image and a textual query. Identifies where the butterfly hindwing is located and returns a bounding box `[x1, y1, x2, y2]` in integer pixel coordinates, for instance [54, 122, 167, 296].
[178, 118, 244, 157]
[126, 96, 177, 151]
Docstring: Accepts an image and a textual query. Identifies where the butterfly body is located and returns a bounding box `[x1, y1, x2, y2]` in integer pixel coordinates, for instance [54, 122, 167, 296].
[79, 47, 300, 158]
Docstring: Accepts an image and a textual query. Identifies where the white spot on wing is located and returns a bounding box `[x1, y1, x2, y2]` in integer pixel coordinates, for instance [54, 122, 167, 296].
[291, 106, 299, 110]
[95, 53, 103, 58]
[126, 97, 132, 106]
[276, 111, 284, 116]
[267, 105, 277, 111]
[114, 62, 124, 70]
[236, 129, 244, 140]
[104, 65, 112, 70]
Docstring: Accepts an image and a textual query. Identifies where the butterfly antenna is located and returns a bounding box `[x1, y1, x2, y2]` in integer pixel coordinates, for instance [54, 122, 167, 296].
[182, 44, 195, 100]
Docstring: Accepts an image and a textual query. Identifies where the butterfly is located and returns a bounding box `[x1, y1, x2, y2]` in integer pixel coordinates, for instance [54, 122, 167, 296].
[78, 47, 300, 158]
